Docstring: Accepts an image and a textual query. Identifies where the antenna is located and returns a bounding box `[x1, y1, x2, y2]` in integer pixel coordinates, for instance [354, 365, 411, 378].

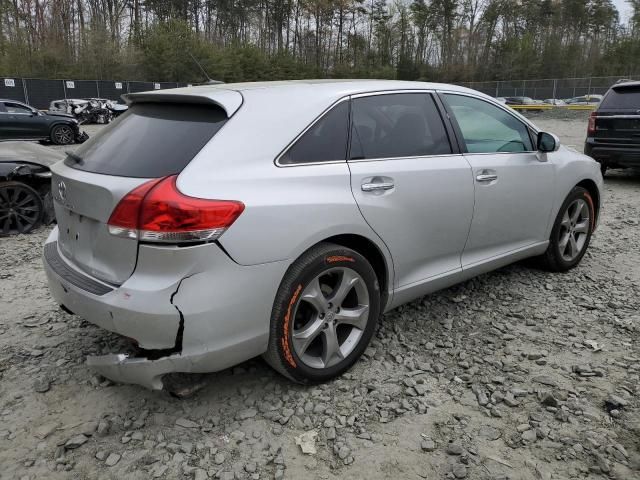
[189, 52, 223, 85]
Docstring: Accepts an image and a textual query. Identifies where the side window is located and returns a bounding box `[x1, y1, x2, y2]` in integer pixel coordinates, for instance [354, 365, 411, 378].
[5, 103, 33, 114]
[443, 94, 533, 153]
[279, 101, 349, 165]
[349, 93, 451, 159]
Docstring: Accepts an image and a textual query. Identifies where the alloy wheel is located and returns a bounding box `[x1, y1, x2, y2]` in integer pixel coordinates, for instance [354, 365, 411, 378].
[54, 125, 74, 144]
[0, 183, 42, 234]
[292, 267, 370, 369]
[558, 198, 590, 262]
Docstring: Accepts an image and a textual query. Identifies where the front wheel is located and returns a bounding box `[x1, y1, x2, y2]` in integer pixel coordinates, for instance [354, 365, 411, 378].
[51, 124, 75, 145]
[539, 186, 595, 272]
[264, 243, 381, 383]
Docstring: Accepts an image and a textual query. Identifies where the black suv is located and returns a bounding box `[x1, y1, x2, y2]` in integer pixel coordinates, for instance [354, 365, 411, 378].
[0, 99, 87, 145]
[584, 81, 640, 175]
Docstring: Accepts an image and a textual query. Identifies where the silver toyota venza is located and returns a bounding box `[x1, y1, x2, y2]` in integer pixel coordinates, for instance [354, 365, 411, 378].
[43, 80, 603, 389]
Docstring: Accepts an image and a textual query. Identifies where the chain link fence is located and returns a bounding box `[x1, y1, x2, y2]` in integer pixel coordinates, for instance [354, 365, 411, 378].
[3, 75, 640, 109]
[459, 75, 640, 100]
[0, 77, 192, 109]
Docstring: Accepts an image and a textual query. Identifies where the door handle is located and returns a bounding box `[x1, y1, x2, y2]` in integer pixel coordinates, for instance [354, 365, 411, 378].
[476, 173, 498, 182]
[361, 182, 395, 192]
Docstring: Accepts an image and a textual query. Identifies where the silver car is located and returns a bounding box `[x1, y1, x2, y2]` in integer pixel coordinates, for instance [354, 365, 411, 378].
[42, 80, 603, 389]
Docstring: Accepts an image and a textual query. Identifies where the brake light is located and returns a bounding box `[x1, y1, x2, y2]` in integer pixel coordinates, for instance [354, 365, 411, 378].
[587, 111, 597, 136]
[107, 175, 244, 243]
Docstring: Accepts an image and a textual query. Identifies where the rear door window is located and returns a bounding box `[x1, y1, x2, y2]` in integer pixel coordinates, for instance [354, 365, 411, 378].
[65, 103, 228, 178]
[279, 101, 349, 165]
[349, 93, 452, 160]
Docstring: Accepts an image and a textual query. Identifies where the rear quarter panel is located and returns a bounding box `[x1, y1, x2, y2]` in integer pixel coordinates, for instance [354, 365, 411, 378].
[177, 87, 394, 275]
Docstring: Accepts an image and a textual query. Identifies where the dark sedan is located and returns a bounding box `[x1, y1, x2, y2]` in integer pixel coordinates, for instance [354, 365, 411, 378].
[0, 99, 88, 145]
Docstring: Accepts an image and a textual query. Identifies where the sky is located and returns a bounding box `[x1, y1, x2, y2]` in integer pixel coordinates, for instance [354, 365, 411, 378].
[613, 0, 632, 23]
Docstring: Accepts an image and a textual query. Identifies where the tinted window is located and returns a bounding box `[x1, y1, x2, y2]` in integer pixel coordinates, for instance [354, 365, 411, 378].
[279, 101, 349, 165]
[66, 103, 227, 178]
[5, 103, 32, 114]
[601, 86, 640, 109]
[444, 94, 533, 153]
[350, 93, 451, 159]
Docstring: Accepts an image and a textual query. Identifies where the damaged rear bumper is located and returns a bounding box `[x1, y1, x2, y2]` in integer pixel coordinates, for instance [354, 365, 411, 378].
[43, 227, 289, 389]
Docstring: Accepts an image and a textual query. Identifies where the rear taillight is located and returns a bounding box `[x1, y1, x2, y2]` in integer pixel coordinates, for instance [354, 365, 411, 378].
[107, 175, 244, 243]
[587, 111, 597, 136]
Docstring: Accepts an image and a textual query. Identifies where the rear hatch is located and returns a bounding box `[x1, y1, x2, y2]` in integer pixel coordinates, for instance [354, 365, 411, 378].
[592, 83, 640, 146]
[51, 95, 238, 285]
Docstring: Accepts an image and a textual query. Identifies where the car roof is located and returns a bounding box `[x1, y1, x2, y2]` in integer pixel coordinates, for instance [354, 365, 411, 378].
[125, 79, 489, 119]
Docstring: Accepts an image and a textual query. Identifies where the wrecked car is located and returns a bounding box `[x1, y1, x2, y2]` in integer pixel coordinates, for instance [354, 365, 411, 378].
[43, 80, 602, 390]
[0, 141, 64, 234]
[0, 99, 88, 145]
[49, 98, 128, 124]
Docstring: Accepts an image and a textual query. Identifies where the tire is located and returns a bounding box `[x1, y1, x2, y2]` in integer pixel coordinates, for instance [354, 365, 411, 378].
[264, 242, 381, 383]
[50, 124, 75, 145]
[0, 181, 44, 235]
[538, 186, 595, 272]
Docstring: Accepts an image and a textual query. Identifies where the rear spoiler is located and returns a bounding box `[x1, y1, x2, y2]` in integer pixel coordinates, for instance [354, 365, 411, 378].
[122, 89, 243, 117]
[611, 81, 640, 92]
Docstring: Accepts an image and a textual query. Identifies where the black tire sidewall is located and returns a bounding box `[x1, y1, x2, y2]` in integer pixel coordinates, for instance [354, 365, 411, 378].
[271, 245, 381, 383]
[549, 187, 594, 270]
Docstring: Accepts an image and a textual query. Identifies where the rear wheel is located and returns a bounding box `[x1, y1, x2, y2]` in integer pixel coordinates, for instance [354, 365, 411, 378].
[51, 124, 74, 145]
[0, 181, 44, 235]
[264, 243, 381, 383]
[539, 186, 594, 272]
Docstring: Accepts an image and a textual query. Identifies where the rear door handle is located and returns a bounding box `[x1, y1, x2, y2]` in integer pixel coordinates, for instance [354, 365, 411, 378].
[476, 173, 498, 182]
[361, 182, 395, 192]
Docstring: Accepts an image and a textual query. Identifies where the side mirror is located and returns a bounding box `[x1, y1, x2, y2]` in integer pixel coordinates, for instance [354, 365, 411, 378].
[537, 131, 560, 152]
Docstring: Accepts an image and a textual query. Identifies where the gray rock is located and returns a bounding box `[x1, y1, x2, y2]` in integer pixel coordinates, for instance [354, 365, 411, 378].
[33, 378, 50, 393]
[105, 453, 121, 466]
[478, 426, 501, 441]
[605, 394, 628, 410]
[421, 439, 436, 451]
[214, 453, 225, 465]
[236, 408, 257, 420]
[96, 419, 110, 437]
[452, 464, 467, 479]
[193, 468, 208, 480]
[532, 375, 557, 387]
[64, 434, 88, 449]
[446, 443, 464, 455]
[175, 418, 199, 428]
[541, 392, 559, 407]
[521, 429, 537, 442]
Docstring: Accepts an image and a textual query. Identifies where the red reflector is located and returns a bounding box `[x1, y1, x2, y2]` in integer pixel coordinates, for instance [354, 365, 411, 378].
[107, 175, 244, 243]
[587, 112, 596, 136]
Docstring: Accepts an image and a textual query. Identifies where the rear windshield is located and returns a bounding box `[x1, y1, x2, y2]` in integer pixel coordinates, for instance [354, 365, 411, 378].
[65, 103, 228, 177]
[600, 86, 640, 110]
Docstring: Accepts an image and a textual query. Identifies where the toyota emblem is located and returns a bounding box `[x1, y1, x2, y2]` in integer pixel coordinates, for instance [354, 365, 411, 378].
[58, 180, 67, 201]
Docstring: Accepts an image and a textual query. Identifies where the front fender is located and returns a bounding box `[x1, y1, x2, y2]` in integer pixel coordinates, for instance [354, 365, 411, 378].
[546, 146, 603, 236]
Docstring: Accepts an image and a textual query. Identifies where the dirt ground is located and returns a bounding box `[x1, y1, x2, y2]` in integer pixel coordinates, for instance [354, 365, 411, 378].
[0, 112, 638, 480]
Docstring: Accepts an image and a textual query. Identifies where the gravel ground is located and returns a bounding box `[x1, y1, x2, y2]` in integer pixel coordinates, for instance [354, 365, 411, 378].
[1, 114, 639, 480]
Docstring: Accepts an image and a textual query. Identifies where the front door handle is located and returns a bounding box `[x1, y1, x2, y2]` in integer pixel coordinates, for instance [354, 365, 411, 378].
[476, 173, 498, 182]
[361, 182, 395, 192]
